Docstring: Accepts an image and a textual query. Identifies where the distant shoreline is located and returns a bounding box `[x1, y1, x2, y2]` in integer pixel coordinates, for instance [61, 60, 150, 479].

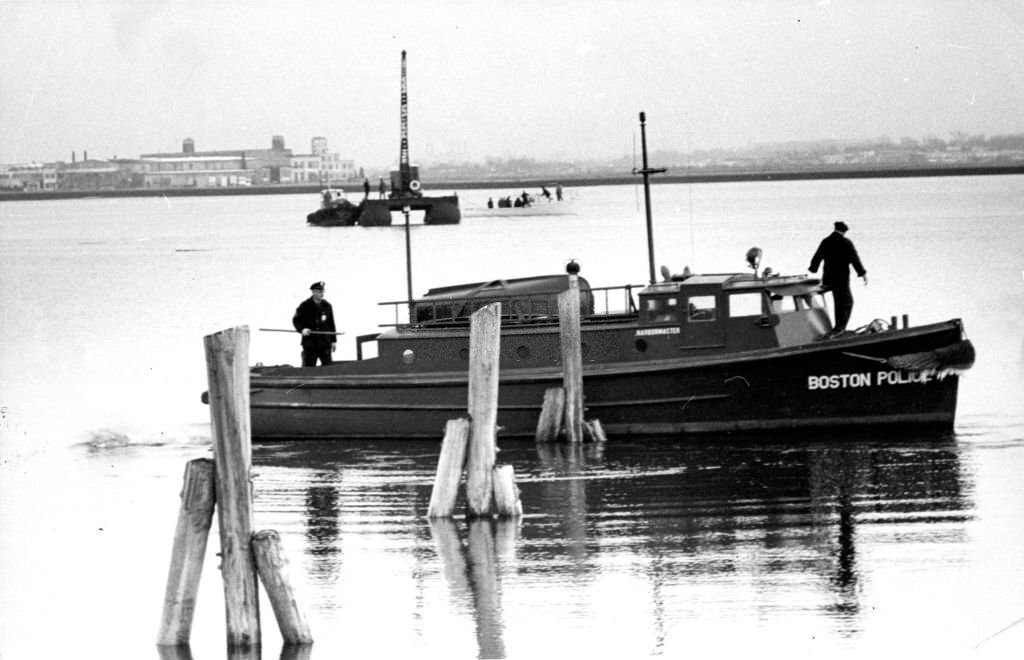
[2, 163, 1022, 202]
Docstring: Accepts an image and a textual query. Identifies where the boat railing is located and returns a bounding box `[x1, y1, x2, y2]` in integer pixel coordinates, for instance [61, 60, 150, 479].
[377, 283, 643, 328]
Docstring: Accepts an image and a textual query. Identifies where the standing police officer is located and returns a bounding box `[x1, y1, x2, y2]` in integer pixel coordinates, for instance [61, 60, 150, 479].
[809, 221, 868, 334]
[292, 281, 337, 366]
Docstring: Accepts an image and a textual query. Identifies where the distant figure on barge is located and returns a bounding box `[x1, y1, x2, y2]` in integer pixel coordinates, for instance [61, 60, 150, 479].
[809, 221, 868, 334]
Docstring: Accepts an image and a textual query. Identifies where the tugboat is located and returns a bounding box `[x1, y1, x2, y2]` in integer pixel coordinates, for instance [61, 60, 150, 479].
[250, 113, 974, 440]
[306, 188, 362, 226]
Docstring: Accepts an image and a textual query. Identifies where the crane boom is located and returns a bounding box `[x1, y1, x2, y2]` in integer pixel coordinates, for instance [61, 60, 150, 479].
[399, 50, 410, 194]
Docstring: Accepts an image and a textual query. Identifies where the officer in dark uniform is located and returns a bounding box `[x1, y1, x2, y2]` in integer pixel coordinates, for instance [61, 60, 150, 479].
[292, 281, 337, 366]
[809, 221, 868, 334]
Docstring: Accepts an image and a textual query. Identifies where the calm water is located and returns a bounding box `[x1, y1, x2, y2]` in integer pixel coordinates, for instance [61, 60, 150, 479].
[1, 177, 1023, 658]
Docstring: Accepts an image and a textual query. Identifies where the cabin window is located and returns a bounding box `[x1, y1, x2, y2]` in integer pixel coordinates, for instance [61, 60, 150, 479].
[687, 295, 717, 322]
[729, 292, 763, 317]
[645, 296, 681, 323]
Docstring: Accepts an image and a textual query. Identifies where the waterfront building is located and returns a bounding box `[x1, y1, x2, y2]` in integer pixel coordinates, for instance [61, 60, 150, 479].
[0, 162, 58, 191]
[139, 136, 293, 188]
[59, 158, 129, 190]
[290, 137, 355, 185]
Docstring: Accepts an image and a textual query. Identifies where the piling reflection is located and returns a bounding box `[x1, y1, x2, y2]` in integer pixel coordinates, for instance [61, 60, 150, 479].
[429, 518, 518, 659]
[303, 476, 341, 583]
[533, 443, 598, 566]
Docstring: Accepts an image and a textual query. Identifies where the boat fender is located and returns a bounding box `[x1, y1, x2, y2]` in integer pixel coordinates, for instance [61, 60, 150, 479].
[410, 179, 422, 192]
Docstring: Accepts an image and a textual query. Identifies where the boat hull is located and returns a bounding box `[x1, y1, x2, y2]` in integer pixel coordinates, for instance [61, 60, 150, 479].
[249, 321, 967, 440]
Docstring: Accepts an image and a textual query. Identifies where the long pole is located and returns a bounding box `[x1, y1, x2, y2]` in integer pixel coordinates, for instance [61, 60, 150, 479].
[404, 205, 414, 321]
[633, 111, 666, 284]
[258, 328, 344, 336]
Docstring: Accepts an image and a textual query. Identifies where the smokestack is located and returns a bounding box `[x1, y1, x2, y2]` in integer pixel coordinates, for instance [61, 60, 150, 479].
[72, 151, 76, 164]
[183, 138, 195, 154]
[84, 150, 88, 161]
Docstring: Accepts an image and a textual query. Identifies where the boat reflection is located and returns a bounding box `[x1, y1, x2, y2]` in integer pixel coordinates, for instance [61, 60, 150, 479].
[252, 429, 971, 654]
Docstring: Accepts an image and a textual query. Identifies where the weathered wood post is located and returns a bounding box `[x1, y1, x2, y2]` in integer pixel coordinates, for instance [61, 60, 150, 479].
[157, 458, 216, 646]
[492, 464, 523, 517]
[156, 645, 197, 660]
[558, 265, 584, 443]
[204, 325, 260, 649]
[428, 418, 471, 518]
[278, 643, 314, 660]
[465, 303, 502, 517]
[252, 530, 313, 645]
[583, 418, 608, 443]
[534, 386, 565, 442]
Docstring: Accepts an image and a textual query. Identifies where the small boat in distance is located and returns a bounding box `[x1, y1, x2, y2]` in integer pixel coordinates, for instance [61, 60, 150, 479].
[235, 112, 975, 441]
[464, 199, 575, 218]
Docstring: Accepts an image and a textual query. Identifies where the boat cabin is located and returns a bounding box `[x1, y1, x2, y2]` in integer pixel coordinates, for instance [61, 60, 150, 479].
[363, 269, 833, 371]
[407, 274, 596, 324]
[633, 273, 831, 355]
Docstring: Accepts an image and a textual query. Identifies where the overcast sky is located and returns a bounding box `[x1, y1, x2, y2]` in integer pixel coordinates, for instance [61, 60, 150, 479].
[2, 0, 1023, 167]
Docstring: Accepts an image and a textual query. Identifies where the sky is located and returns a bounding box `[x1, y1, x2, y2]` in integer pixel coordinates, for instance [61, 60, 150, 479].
[1, 0, 1023, 168]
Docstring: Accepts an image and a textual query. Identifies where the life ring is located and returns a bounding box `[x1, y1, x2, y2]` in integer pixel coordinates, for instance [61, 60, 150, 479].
[409, 179, 421, 192]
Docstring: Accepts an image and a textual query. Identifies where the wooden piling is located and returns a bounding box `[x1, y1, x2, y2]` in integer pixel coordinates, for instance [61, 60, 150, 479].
[204, 325, 261, 649]
[558, 278, 584, 443]
[583, 418, 608, 444]
[278, 642, 314, 660]
[428, 418, 471, 518]
[157, 458, 216, 646]
[534, 386, 565, 442]
[156, 645, 196, 660]
[466, 303, 502, 517]
[492, 464, 523, 518]
[252, 530, 313, 645]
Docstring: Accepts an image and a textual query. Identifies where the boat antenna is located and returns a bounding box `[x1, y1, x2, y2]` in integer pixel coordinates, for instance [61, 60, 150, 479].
[632, 111, 667, 285]
[399, 50, 410, 196]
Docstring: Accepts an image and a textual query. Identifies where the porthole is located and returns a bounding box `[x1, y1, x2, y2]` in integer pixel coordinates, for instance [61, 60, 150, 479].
[459, 348, 469, 360]
[635, 339, 648, 353]
[402, 349, 415, 364]
[516, 345, 530, 359]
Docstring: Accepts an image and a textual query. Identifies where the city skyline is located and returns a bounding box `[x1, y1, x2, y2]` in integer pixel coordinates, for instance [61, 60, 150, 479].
[2, 1, 1023, 168]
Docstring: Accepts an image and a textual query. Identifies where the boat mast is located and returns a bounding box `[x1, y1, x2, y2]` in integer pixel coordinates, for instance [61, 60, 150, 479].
[399, 50, 410, 196]
[633, 111, 666, 284]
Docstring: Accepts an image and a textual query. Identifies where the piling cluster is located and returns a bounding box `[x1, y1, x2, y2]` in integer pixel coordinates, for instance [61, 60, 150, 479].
[427, 269, 606, 519]
[158, 326, 311, 654]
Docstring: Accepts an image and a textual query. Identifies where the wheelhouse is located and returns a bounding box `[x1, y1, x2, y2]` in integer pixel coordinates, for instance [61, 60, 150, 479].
[634, 273, 831, 353]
